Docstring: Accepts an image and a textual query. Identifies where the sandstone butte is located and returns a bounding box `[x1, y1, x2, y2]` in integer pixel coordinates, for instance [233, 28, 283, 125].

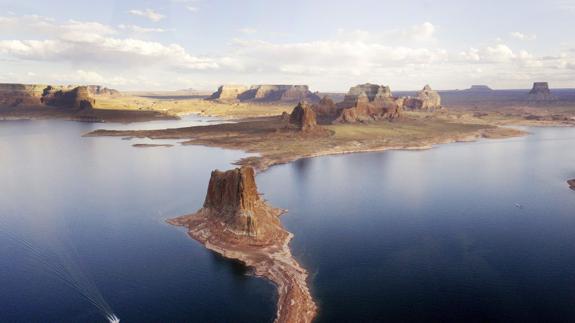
[167, 166, 317, 323]
[289, 101, 318, 131]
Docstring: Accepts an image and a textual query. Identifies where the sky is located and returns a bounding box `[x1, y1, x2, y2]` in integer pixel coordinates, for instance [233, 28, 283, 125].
[0, 0, 574, 92]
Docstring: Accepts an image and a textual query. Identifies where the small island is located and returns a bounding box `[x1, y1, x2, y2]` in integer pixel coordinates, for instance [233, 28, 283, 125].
[168, 166, 317, 323]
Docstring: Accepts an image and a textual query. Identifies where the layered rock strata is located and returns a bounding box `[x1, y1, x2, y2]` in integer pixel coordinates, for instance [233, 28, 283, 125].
[289, 102, 317, 131]
[168, 167, 317, 323]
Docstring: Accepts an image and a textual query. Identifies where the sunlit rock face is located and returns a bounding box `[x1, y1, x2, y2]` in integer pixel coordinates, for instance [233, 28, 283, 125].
[202, 166, 282, 240]
[208, 85, 250, 101]
[209, 84, 320, 103]
[289, 102, 317, 131]
[528, 82, 555, 102]
[334, 83, 402, 123]
[403, 85, 442, 111]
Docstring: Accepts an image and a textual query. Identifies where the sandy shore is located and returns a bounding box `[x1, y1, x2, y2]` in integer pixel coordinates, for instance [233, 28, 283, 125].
[168, 207, 317, 323]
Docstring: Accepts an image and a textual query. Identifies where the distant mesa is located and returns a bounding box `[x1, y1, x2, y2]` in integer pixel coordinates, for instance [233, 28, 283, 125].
[208, 85, 249, 101]
[289, 102, 317, 131]
[528, 82, 555, 102]
[568, 179, 575, 191]
[208, 84, 320, 103]
[0, 83, 117, 110]
[41, 86, 95, 110]
[403, 85, 442, 111]
[333, 83, 404, 123]
[311, 96, 338, 118]
[86, 85, 120, 97]
[466, 85, 493, 92]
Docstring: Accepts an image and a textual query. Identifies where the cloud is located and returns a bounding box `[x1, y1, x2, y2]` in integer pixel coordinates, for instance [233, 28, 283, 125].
[0, 15, 216, 71]
[186, 6, 199, 12]
[128, 9, 165, 22]
[510, 31, 536, 40]
[118, 24, 170, 33]
[239, 27, 257, 34]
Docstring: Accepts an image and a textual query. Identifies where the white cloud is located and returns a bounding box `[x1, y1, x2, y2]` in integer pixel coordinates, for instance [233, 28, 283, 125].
[186, 6, 199, 12]
[118, 24, 169, 33]
[510, 31, 536, 40]
[239, 27, 257, 34]
[128, 9, 165, 22]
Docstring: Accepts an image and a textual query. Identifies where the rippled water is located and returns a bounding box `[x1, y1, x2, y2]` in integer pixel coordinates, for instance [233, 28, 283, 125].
[1, 120, 575, 322]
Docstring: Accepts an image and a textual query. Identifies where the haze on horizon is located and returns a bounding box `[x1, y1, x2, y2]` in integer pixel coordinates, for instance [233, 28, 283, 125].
[0, 0, 574, 92]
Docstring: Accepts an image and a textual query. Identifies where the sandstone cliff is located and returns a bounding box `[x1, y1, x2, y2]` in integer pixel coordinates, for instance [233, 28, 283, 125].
[311, 96, 338, 118]
[198, 167, 283, 242]
[528, 82, 555, 101]
[403, 85, 442, 111]
[208, 85, 249, 101]
[41, 86, 95, 110]
[168, 167, 317, 322]
[289, 102, 317, 131]
[209, 84, 320, 103]
[334, 83, 402, 123]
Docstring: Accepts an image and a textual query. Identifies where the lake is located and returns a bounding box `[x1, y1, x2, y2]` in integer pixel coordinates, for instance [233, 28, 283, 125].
[1, 119, 575, 322]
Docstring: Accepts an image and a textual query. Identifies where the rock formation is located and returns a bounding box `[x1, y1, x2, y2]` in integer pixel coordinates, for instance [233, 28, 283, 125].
[528, 82, 555, 101]
[466, 85, 493, 92]
[334, 83, 403, 123]
[0, 83, 104, 109]
[86, 85, 120, 97]
[311, 96, 338, 118]
[289, 102, 317, 131]
[208, 85, 250, 101]
[41, 86, 95, 110]
[168, 167, 317, 322]
[568, 179, 575, 190]
[403, 85, 442, 111]
[208, 84, 320, 103]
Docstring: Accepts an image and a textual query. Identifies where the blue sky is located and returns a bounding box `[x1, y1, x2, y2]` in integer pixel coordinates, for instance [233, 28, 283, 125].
[0, 0, 574, 91]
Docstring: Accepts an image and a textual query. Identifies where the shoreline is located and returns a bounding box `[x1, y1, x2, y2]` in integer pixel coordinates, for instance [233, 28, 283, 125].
[168, 206, 317, 323]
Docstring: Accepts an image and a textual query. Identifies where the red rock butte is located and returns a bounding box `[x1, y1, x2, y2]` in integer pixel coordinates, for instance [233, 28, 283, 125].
[168, 166, 317, 323]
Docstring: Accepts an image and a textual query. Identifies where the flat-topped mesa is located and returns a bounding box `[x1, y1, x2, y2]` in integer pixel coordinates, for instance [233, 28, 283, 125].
[41, 86, 95, 110]
[528, 82, 555, 102]
[335, 83, 402, 123]
[208, 84, 320, 103]
[466, 85, 493, 92]
[208, 85, 250, 101]
[403, 85, 442, 111]
[289, 102, 317, 131]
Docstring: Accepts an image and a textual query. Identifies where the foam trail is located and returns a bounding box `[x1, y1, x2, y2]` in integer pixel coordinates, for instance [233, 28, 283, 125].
[0, 218, 118, 322]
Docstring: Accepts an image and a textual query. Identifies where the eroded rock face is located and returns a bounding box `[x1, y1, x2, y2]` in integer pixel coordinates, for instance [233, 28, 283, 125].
[529, 82, 555, 101]
[41, 86, 95, 110]
[86, 85, 120, 97]
[290, 102, 317, 131]
[203, 167, 261, 237]
[0, 84, 45, 107]
[311, 96, 338, 118]
[208, 85, 249, 101]
[209, 84, 320, 102]
[334, 84, 402, 123]
[404, 85, 442, 111]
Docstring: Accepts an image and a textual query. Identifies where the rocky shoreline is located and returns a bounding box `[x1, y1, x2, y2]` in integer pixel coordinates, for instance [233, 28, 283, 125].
[168, 167, 317, 323]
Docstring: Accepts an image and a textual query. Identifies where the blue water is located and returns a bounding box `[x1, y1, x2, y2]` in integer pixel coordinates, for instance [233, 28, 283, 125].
[258, 127, 575, 322]
[1, 120, 575, 322]
[0, 119, 275, 322]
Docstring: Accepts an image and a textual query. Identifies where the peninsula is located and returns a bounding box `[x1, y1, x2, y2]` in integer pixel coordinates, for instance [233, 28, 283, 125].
[167, 167, 317, 323]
